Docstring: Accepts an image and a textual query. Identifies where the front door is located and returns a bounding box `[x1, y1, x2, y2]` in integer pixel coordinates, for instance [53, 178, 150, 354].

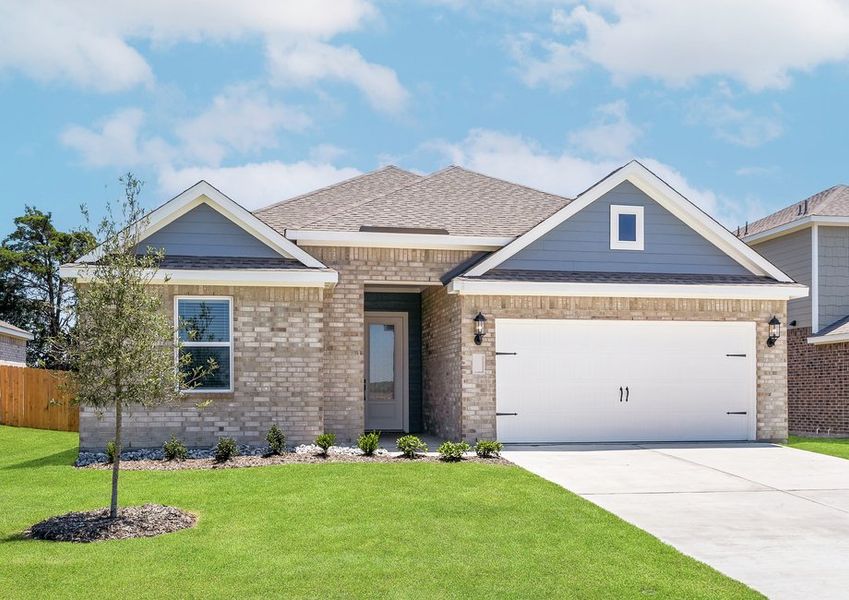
[364, 313, 408, 431]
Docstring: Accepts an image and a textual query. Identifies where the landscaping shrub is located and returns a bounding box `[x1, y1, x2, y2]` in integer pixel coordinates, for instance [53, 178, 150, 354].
[214, 437, 239, 462]
[357, 431, 380, 456]
[163, 435, 188, 461]
[438, 441, 470, 461]
[105, 440, 117, 464]
[474, 440, 503, 458]
[266, 424, 286, 455]
[315, 433, 336, 456]
[396, 435, 428, 458]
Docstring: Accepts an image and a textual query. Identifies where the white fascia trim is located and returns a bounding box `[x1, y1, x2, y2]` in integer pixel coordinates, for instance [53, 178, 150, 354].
[447, 278, 809, 300]
[0, 324, 34, 341]
[812, 224, 820, 332]
[60, 265, 338, 288]
[743, 216, 849, 244]
[285, 229, 514, 250]
[807, 332, 849, 345]
[76, 181, 326, 269]
[464, 162, 794, 282]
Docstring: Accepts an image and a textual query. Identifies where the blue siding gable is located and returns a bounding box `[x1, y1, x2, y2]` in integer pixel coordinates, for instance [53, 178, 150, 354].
[141, 202, 280, 258]
[499, 181, 749, 275]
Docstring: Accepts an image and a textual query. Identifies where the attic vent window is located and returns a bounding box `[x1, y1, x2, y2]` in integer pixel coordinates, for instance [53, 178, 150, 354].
[610, 205, 644, 251]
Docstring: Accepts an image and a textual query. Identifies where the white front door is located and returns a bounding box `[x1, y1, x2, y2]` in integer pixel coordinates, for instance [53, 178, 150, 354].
[364, 313, 408, 431]
[495, 319, 756, 443]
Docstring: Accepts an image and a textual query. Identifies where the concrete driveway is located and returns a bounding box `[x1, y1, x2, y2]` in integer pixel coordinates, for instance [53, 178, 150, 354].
[503, 443, 849, 600]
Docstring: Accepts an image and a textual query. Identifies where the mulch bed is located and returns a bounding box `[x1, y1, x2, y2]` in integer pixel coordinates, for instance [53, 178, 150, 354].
[81, 453, 512, 471]
[24, 504, 197, 543]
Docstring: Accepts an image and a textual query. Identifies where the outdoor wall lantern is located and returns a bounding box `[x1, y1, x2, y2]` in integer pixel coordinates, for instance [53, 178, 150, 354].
[766, 315, 781, 347]
[473, 312, 487, 345]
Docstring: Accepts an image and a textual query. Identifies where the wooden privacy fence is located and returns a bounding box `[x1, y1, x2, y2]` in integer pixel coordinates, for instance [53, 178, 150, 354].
[0, 365, 78, 432]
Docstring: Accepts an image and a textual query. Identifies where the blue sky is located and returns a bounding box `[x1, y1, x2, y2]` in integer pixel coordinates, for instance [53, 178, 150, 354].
[2, 0, 849, 237]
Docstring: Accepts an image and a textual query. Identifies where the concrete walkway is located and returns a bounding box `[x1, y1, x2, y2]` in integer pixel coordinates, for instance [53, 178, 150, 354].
[503, 442, 849, 600]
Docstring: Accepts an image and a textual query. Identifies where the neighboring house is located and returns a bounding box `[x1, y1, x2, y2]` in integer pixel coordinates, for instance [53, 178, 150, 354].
[741, 185, 849, 436]
[0, 320, 33, 366]
[61, 161, 806, 450]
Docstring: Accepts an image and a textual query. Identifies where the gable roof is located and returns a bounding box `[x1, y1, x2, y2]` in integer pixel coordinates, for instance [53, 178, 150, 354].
[75, 180, 327, 270]
[741, 184, 849, 240]
[287, 165, 571, 237]
[0, 319, 33, 341]
[254, 166, 422, 231]
[461, 160, 794, 283]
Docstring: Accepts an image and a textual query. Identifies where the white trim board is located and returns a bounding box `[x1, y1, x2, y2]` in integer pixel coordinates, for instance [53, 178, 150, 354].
[76, 181, 326, 269]
[285, 229, 513, 250]
[463, 161, 794, 283]
[0, 323, 33, 341]
[447, 278, 808, 300]
[807, 332, 849, 345]
[743, 216, 849, 244]
[59, 265, 338, 288]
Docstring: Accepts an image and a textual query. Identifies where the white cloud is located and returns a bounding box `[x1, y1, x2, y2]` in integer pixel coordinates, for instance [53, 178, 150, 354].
[567, 100, 641, 158]
[427, 127, 756, 226]
[267, 40, 409, 113]
[687, 96, 783, 147]
[0, 0, 382, 92]
[175, 86, 311, 165]
[158, 161, 361, 209]
[60, 108, 173, 167]
[516, 0, 849, 91]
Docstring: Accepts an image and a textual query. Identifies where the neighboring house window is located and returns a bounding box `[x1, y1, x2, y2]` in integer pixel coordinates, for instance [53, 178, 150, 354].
[176, 297, 233, 392]
[610, 205, 644, 251]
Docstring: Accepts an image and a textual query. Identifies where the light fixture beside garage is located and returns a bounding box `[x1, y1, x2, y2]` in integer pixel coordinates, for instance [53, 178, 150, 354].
[473, 312, 487, 345]
[766, 316, 781, 347]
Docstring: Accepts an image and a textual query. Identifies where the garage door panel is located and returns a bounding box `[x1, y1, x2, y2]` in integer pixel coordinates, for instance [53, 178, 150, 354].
[495, 319, 756, 443]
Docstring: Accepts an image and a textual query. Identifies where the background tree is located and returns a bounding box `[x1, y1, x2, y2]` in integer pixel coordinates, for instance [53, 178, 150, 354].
[62, 174, 212, 518]
[0, 208, 95, 368]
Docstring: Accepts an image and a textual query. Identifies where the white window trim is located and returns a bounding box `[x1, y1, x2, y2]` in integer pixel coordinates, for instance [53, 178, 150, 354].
[175, 295, 234, 394]
[610, 205, 644, 251]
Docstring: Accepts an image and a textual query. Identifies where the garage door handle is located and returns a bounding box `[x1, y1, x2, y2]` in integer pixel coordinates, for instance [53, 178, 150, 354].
[496, 412, 518, 416]
[625, 386, 629, 402]
[619, 387, 623, 402]
[726, 411, 747, 415]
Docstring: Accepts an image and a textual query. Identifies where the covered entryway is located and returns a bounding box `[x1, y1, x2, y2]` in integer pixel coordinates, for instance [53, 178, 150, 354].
[495, 319, 756, 443]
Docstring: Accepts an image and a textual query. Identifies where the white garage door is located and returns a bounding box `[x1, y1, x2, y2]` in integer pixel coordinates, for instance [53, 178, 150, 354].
[495, 319, 756, 443]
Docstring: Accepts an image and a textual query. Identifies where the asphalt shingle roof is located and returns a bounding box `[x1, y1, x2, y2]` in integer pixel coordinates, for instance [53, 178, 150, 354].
[809, 314, 849, 339]
[297, 166, 571, 237]
[253, 166, 422, 231]
[158, 256, 308, 270]
[741, 185, 849, 237]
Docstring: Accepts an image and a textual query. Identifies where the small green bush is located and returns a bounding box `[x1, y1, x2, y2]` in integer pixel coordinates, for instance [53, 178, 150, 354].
[357, 431, 380, 456]
[266, 424, 286, 455]
[474, 440, 503, 458]
[315, 432, 336, 456]
[438, 440, 470, 461]
[163, 435, 188, 461]
[105, 440, 117, 464]
[214, 437, 239, 462]
[396, 435, 428, 458]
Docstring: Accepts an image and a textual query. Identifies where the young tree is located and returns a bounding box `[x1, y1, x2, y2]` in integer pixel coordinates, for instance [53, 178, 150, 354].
[0, 208, 95, 367]
[63, 174, 213, 518]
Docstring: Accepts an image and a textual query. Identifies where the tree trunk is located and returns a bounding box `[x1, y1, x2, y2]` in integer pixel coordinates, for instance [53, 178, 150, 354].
[109, 400, 122, 519]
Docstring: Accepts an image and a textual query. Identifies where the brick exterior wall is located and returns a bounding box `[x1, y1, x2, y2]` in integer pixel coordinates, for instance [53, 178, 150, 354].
[457, 296, 788, 442]
[787, 326, 849, 436]
[80, 284, 325, 450]
[302, 247, 478, 443]
[421, 286, 462, 439]
[0, 334, 27, 365]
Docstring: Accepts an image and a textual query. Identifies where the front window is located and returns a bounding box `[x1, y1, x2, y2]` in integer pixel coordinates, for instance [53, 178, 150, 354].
[176, 297, 232, 392]
[610, 205, 644, 250]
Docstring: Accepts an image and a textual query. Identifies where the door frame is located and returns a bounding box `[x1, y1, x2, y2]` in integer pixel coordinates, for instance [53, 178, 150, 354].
[364, 311, 409, 432]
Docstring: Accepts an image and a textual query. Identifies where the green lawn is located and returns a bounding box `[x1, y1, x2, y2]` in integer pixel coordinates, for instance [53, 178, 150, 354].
[787, 435, 849, 460]
[0, 426, 760, 599]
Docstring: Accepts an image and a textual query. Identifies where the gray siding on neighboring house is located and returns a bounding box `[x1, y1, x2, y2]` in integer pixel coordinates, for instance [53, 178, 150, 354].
[751, 228, 812, 328]
[818, 226, 849, 329]
[499, 181, 750, 275]
[141, 202, 279, 258]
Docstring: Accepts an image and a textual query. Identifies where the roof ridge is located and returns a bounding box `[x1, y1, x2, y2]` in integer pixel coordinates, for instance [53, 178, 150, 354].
[447, 164, 573, 203]
[743, 184, 849, 235]
[298, 165, 464, 230]
[815, 184, 849, 215]
[253, 165, 418, 214]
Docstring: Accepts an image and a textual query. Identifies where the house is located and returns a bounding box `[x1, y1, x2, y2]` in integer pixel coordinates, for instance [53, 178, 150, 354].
[741, 185, 849, 436]
[0, 320, 32, 366]
[61, 161, 807, 449]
